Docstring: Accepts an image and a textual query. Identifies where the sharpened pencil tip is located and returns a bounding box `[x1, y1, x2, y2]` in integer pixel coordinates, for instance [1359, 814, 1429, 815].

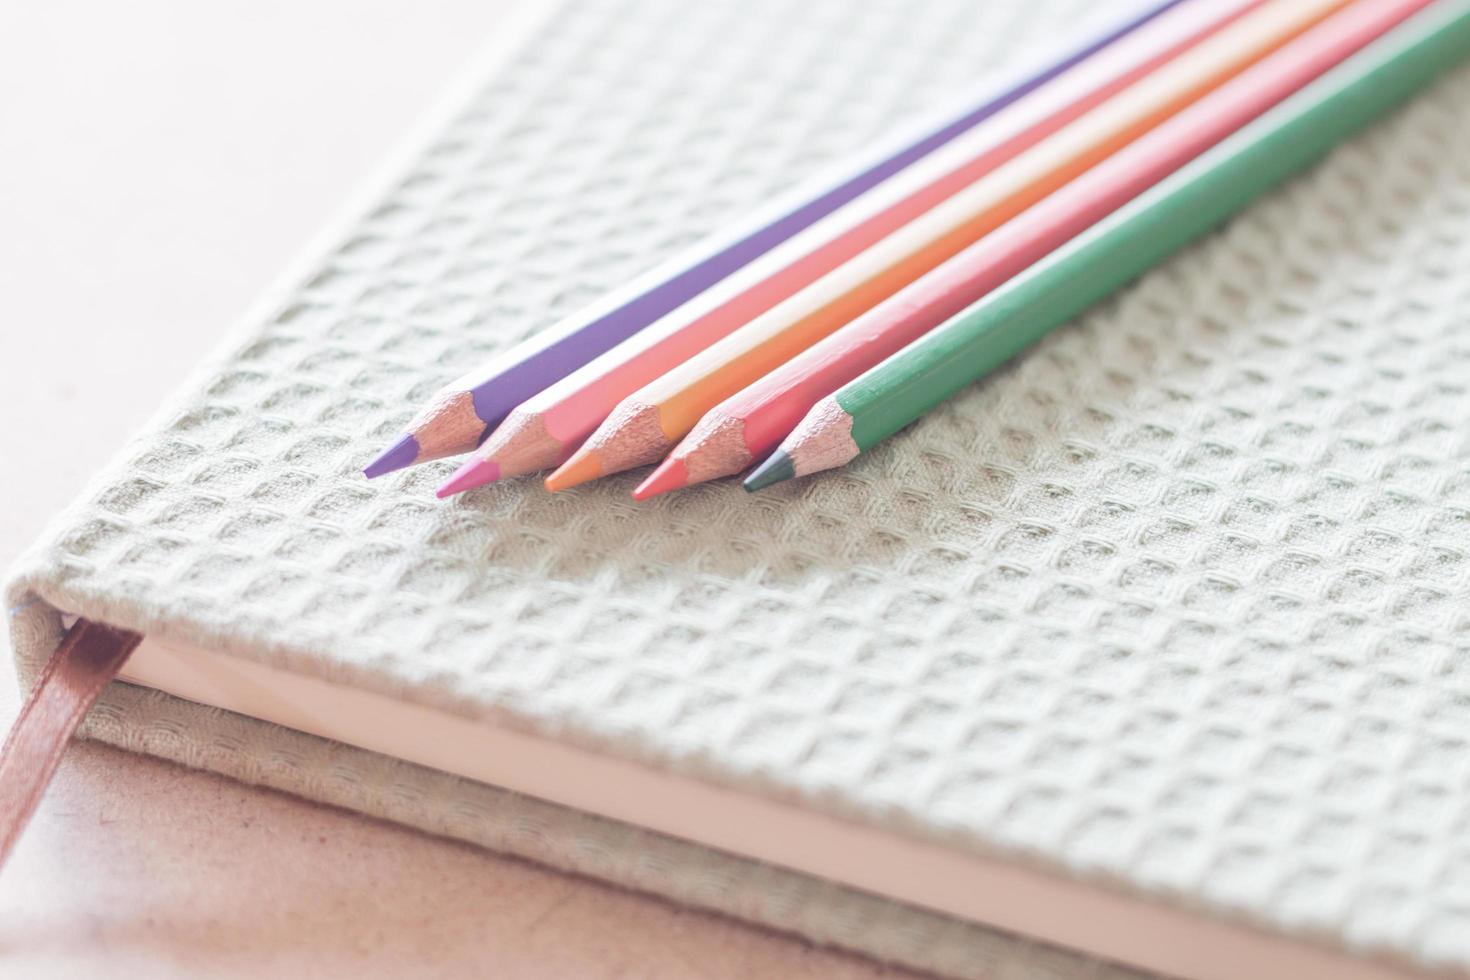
[364, 433, 420, 479]
[743, 451, 795, 492]
[437, 457, 500, 498]
[633, 459, 687, 501]
[545, 450, 602, 492]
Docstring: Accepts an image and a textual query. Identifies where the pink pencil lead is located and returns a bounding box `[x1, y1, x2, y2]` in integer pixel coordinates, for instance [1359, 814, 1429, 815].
[632, 459, 688, 501]
[436, 458, 501, 498]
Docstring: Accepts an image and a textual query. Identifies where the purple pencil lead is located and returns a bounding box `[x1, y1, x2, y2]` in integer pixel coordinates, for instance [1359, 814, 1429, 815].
[364, 433, 420, 479]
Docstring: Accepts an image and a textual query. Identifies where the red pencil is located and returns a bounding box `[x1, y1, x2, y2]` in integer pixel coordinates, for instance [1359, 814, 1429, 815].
[635, 0, 1435, 499]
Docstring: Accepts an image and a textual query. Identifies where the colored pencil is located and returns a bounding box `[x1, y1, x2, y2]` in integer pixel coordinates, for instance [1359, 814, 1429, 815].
[746, 0, 1470, 492]
[544, 0, 1351, 493]
[361, 0, 1186, 479]
[437, 0, 1264, 497]
[638, 0, 1435, 500]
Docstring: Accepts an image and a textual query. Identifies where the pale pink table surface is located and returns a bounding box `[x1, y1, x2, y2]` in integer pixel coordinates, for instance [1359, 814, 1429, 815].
[0, 3, 918, 975]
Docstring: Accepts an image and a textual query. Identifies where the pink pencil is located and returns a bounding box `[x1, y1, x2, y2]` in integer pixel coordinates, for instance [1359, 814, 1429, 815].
[438, 0, 1263, 497]
[635, 0, 1436, 498]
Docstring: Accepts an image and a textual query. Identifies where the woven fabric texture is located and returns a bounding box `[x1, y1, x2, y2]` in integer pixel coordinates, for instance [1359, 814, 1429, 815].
[9, 0, 1470, 975]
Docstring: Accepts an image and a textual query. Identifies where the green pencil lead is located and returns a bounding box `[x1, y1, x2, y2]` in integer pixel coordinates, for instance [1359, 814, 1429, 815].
[743, 451, 796, 492]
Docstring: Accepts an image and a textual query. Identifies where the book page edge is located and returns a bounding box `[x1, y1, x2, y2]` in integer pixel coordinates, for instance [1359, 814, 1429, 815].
[114, 629, 1421, 980]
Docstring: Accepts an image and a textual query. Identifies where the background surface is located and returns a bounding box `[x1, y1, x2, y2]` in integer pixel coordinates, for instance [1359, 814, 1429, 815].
[0, 2, 912, 975]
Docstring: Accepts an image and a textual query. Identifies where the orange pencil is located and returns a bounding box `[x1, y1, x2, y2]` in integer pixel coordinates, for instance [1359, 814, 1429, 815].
[436, 0, 1262, 496]
[542, 0, 1350, 492]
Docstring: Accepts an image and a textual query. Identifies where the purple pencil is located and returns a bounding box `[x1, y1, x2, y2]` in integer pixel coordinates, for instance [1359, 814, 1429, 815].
[364, 0, 1186, 478]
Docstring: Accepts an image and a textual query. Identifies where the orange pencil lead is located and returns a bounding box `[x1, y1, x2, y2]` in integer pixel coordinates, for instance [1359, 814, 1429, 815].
[545, 450, 604, 492]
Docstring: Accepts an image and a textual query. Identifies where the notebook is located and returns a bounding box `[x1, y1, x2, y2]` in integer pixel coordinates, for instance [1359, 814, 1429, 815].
[9, 0, 1470, 977]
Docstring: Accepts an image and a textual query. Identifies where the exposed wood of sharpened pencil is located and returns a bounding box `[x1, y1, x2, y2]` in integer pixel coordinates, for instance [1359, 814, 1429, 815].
[437, 0, 1264, 496]
[746, 1, 1470, 490]
[361, 0, 1188, 479]
[548, 0, 1352, 492]
[641, 0, 1436, 498]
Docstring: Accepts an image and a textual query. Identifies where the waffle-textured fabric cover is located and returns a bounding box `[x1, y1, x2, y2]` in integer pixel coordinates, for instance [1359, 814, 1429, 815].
[10, 0, 1470, 976]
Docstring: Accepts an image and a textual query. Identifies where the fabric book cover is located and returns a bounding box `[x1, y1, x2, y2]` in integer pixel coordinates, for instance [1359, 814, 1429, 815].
[8, 0, 1470, 977]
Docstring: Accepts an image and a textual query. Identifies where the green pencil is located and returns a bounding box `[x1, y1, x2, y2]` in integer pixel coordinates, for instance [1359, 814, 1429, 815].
[745, 1, 1470, 491]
